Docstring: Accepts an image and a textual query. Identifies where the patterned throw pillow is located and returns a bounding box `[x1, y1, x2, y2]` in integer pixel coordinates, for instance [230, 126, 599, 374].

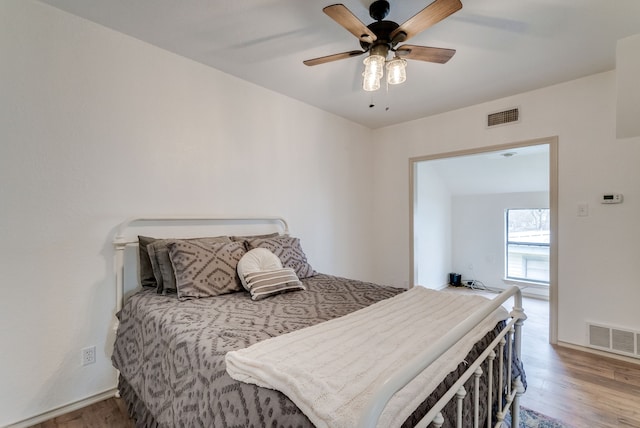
[230, 233, 280, 250]
[167, 240, 245, 300]
[246, 236, 316, 279]
[243, 268, 305, 300]
[146, 236, 231, 294]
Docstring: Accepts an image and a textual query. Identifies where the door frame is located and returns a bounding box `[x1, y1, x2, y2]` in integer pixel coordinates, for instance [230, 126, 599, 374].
[409, 136, 559, 344]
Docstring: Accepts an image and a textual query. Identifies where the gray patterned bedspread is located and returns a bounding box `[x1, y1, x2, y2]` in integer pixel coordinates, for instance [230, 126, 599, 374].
[113, 274, 519, 427]
[112, 274, 403, 427]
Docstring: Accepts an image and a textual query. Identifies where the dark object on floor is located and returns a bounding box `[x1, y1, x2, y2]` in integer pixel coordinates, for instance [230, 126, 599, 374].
[448, 272, 462, 286]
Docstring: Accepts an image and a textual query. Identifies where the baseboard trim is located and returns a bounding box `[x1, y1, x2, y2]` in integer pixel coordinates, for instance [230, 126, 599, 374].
[557, 341, 640, 366]
[3, 388, 118, 428]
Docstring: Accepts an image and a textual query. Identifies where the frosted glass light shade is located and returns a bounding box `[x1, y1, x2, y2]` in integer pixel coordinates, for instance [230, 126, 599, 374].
[386, 57, 407, 85]
[362, 71, 381, 91]
[363, 54, 385, 77]
[362, 54, 385, 91]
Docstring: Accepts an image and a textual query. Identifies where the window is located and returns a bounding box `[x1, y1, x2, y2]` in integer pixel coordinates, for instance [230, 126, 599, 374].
[505, 208, 550, 284]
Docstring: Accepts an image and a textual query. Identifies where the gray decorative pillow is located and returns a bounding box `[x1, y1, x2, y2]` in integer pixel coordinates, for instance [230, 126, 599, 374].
[243, 267, 305, 300]
[246, 236, 316, 279]
[138, 236, 158, 288]
[168, 240, 246, 301]
[147, 236, 231, 294]
[230, 232, 280, 250]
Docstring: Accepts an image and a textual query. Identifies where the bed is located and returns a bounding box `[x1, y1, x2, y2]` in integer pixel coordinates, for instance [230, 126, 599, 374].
[111, 217, 526, 428]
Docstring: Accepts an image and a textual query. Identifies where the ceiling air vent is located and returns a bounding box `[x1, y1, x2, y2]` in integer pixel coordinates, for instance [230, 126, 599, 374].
[487, 108, 520, 127]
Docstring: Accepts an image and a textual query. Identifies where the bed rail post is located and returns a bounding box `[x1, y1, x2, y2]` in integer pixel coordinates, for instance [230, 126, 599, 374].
[112, 235, 128, 399]
[487, 350, 495, 428]
[113, 236, 127, 318]
[511, 377, 526, 428]
[497, 337, 505, 417]
[455, 386, 466, 428]
[473, 366, 482, 428]
[510, 290, 527, 426]
[511, 296, 526, 360]
[432, 413, 444, 428]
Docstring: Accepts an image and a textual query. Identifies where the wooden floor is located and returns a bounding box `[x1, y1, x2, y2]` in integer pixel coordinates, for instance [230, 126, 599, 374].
[29, 397, 133, 428]
[445, 287, 640, 428]
[510, 295, 640, 428]
[32, 290, 640, 428]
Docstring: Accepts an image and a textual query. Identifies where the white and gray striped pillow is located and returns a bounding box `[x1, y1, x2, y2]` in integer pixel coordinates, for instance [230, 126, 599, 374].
[244, 268, 305, 300]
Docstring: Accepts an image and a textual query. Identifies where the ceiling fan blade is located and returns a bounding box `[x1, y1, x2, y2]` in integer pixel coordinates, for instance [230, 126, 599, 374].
[323, 4, 377, 43]
[395, 45, 456, 63]
[390, 0, 462, 43]
[303, 50, 367, 66]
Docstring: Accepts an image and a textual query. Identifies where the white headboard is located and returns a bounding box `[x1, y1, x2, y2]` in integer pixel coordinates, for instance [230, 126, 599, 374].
[112, 216, 289, 315]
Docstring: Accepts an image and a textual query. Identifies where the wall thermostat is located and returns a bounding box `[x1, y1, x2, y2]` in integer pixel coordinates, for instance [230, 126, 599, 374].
[601, 193, 623, 204]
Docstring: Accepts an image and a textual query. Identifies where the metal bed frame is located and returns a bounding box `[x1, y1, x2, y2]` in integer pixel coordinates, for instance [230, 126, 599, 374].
[111, 217, 526, 428]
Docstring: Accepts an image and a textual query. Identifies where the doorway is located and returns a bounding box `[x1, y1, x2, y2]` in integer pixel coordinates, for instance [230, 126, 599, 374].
[409, 137, 558, 344]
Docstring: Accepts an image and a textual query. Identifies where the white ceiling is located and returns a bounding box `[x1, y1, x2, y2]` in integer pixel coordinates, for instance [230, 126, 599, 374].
[38, 0, 640, 129]
[422, 144, 549, 195]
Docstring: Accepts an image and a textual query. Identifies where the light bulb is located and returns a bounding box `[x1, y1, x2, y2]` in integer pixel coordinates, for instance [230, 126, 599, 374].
[386, 57, 407, 85]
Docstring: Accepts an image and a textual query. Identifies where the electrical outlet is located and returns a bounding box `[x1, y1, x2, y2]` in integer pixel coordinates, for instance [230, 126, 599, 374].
[81, 346, 96, 366]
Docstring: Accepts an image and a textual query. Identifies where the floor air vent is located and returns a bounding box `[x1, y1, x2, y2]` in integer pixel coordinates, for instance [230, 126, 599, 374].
[487, 108, 520, 127]
[587, 322, 640, 359]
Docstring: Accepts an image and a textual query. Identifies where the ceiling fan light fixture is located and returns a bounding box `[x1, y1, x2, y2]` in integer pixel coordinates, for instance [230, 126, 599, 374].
[362, 69, 382, 91]
[362, 54, 385, 91]
[363, 54, 385, 78]
[362, 74, 381, 91]
[386, 57, 407, 85]
[305, 0, 463, 92]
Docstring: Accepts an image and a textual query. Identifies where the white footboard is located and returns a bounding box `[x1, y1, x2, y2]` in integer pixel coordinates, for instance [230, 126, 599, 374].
[359, 286, 526, 428]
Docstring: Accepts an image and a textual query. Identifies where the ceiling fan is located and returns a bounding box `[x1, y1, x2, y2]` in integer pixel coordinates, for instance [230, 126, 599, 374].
[304, 0, 463, 91]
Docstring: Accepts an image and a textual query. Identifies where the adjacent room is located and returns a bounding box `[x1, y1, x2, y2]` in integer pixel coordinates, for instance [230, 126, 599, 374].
[1, 0, 639, 427]
[412, 142, 551, 301]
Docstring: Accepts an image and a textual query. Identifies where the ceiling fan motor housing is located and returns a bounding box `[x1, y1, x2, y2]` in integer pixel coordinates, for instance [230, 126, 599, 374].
[360, 20, 400, 52]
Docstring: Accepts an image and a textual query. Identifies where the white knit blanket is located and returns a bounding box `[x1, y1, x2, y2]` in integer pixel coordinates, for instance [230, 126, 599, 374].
[226, 287, 508, 428]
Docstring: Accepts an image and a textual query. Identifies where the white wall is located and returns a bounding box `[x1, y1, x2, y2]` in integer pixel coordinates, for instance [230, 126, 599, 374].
[616, 34, 640, 138]
[3, 1, 639, 424]
[372, 71, 640, 349]
[0, 1, 374, 425]
[451, 192, 549, 298]
[413, 162, 452, 289]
